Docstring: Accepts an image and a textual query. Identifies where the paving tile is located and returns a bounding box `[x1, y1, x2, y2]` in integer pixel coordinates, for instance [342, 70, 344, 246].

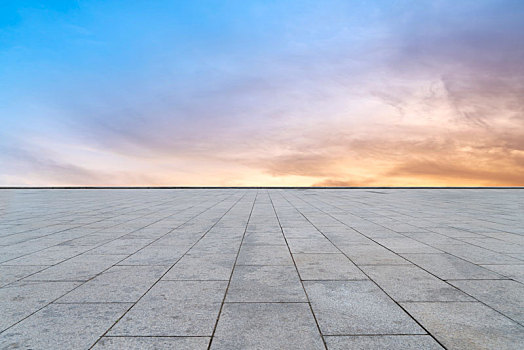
[87, 238, 153, 255]
[211, 303, 324, 350]
[325, 335, 444, 349]
[189, 238, 242, 254]
[3, 189, 524, 349]
[282, 227, 323, 239]
[428, 227, 483, 238]
[374, 238, 441, 253]
[304, 280, 425, 335]
[287, 238, 339, 253]
[0, 281, 80, 332]
[242, 232, 287, 246]
[458, 238, 524, 254]
[226, 265, 306, 302]
[351, 226, 405, 239]
[25, 254, 127, 281]
[118, 245, 187, 265]
[0, 249, 28, 264]
[319, 227, 373, 245]
[294, 253, 367, 280]
[402, 301, 524, 350]
[403, 232, 462, 246]
[236, 244, 294, 265]
[0, 265, 47, 287]
[93, 336, 210, 349]
[449, 279, 524, 324]
[362, 265, 473, 302]
[401, 253, 505, 280]
[109, 280, 227, 336]
[152, 234, 203, 247]
[436, 244, 523, 264]
[480, 264, 524, 283]
[57, 265, 167, 303]
[3, 246, 88, 266]
[338, 244, 410, 265]
[163, 253, 236, 280]
[0, 303, 130, 350]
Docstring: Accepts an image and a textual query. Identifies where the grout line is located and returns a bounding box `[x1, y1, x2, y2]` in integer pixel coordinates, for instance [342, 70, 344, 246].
[206, 191, 257, 350]
[268, 190, 329, 350]
[0, 197, 221, 333]
[279, 190, 449, 350]
[288, 191, 524, 328]
[89, 194, 245, 349]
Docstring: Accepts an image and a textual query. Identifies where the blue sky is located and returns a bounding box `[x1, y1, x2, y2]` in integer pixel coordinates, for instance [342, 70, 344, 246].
[1, 0, 524, 186]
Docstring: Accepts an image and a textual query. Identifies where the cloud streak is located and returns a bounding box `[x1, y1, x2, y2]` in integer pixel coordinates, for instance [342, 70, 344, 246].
[1, 0, 523, 186]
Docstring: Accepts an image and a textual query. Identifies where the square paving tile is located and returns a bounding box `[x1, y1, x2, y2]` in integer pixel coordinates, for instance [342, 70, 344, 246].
[211, 303, 324, 349]
[25, 254, 127, 282]
[163, 253, 236, 280]
[449, 279, 524, 324]
[338, 244, 410, 265]
[0, 281, 80, 332]
[325, 335, 444, 349]
[0, 303, 130, 350]
[109, 280, 227, 336]
[236, 245, 293, 265]
[57, 265, 167, 303]
[294, 253, 367, 280]
[189, 238, 242, 254]
[304, 280, 425, 335]
[0, 265, 47, 287]
[480, 264, 524, 283]
[287, 238, 339, 253]
[401, 253, 505, 280]
[226, 265, 306, 302]
[402, 301, 524, 350]
[436, 244, 523, 264]
[361, 265, 473, 302]
[4, 246, 88, 266]
[243, 232, 287, 246]
[118, 245, 187, 265]
[92, 336, 210, 349]
[375, 238, 441, 254]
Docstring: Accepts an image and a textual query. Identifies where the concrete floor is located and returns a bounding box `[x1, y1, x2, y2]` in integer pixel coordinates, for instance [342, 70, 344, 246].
[0, 189, 523, 349]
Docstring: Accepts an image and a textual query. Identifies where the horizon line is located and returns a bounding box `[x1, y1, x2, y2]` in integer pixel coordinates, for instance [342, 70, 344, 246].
[1, 186, 523, 190]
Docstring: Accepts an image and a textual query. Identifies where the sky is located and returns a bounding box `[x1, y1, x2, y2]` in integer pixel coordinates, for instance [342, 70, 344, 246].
[1, 0, 524, 186]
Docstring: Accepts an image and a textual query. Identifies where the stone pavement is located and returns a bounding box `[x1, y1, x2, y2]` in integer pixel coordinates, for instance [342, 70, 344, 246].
[0, 189, 523, 349]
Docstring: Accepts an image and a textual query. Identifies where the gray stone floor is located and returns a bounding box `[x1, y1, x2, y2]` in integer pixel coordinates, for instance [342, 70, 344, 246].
[0, 189, 523, 349]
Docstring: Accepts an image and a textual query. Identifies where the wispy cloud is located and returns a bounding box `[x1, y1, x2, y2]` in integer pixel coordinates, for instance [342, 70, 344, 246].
[1, 0, 523, 186]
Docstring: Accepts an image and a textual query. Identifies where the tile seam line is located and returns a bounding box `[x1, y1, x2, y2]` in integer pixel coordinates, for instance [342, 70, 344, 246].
[206, 191, 257, 350]
[280, 190, 449, 350]
[0, 194, 188, 274]
[0, 193, 183, 243]
[269, 190, 329, 350]
[0, 193, 236, 335]
[102, 335, 211, 338]
[354, 203, 524, 263]
[326, 190, 523, 254]
[301, 192, 521, 282]
[301, 191, 524, 320]
[1, 187, 523, 189]
[0, 198, 198, 288]
[289, 191, 524, 329]
[88, 191, 247, 349]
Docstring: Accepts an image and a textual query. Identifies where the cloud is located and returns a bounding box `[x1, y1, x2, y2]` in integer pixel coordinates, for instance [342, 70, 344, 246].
[0, 145, 156, 186]
[2, 0, 524, 186]
[389, 159, 524, 186]
[0, 146, 102, 185]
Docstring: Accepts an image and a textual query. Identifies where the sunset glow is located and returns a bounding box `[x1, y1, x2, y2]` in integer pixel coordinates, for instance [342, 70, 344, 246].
[1, 0, 523, 186]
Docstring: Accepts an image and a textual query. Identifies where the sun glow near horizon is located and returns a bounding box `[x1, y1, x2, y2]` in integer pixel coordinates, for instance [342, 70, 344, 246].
[1, 0, 523, 186]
